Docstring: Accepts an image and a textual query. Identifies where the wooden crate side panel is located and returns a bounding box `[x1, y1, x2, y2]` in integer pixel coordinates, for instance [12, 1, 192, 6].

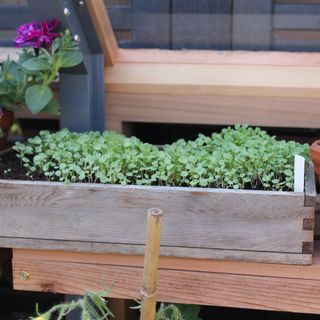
[0, 181, 311, 254]
[12, 258, 320, 314]
[2, 238, 313, 264]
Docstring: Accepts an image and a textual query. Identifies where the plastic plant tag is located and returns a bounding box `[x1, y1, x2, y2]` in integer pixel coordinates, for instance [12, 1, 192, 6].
[294, 155, 305, 193]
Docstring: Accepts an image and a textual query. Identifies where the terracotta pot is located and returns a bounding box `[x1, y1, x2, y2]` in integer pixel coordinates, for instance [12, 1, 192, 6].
[310, 140, 320, 176]
[0, 109, 14, 150]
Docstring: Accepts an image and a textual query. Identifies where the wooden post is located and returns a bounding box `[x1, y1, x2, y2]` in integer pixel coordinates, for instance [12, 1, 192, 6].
[140, 208, 163, 320]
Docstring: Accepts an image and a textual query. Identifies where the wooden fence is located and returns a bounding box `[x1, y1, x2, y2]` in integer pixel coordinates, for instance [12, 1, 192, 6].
[1, 0, 320, 51]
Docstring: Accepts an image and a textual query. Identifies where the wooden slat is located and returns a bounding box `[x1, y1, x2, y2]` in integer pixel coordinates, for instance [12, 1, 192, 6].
[12, 247, 320, 280]
[171, 0, 232, 50]
[132, 0, 170, 49]
[106, 93, 320, 129]
[86, 0, 118, 66]
[116, 49, 320, 66]
[305, 163, 317, 207]
[12, 246, 320, 314]
[1, 238, 313, 265]
[232, 0, 273, 50]
[0, 179, 314, 264]
[105, 63, 320, 98]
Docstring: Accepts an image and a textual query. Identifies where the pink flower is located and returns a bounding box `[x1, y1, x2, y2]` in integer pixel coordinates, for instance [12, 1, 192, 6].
[15, 19, 60, 49]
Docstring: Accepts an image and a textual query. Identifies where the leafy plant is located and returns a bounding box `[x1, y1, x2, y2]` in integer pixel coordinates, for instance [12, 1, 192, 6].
[31, 291, 201, 320]
[0, 19, 83, 116]
[12, 125, 310, 191]
[156, 303, 202, 320]
[31, 289, 113, 320]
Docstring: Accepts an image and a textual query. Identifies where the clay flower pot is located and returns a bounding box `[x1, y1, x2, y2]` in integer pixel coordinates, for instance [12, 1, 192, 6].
[310, 140, 320, 176]
[0, 108, 14, 150]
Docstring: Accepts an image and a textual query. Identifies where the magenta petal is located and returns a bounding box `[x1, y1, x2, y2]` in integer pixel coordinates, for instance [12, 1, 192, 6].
[47, 19, 59, 31]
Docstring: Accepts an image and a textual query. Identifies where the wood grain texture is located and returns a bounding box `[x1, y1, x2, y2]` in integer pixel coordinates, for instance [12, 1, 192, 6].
[3, 238, 312, 264]
[12, 257, 320, 314]
[105, 63, 320, 98]
[116, 49, 320, 66]
[87, 0, 118, 66]
[305, 163, 316, 207]
[12, 247, 320, 280]
[0, 178, 314, 264]
[105, 92, 320, 129]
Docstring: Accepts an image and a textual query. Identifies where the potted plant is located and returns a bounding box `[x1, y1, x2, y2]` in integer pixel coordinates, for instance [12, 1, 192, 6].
[0, 19, 83, 149]
[0, 125, 315, 266]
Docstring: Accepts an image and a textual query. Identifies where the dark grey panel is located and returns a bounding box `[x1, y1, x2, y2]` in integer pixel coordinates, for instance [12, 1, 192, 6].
[274, 4, 320, 30]
[172, 0, 232, 50]
[232, 0, 273, 50]
[132, 0, 170, 49]
[108, 5, 132, 30]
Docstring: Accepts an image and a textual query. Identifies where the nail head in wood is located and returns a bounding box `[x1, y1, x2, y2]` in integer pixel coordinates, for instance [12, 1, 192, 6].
[19, 271, 30, 281]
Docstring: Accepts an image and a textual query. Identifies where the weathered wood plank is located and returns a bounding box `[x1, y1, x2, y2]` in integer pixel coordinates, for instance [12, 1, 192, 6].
[232, 0, 273, 50]
[12, 247, 320, 280]
[2, 238, 312, 265]
[132, 0, 170, 48]
[12, 257, 320, 314]
[171, 0, 232, 50]
[305, 163, 316, 207]
[0, 180, 313, 260]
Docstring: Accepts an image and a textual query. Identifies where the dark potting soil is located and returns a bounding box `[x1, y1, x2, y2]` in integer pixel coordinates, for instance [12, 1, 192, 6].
[0, 150, 45, 181]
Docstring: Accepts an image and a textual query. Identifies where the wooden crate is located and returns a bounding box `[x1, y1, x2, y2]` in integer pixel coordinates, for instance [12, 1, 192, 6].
[0, 165, 316, 265]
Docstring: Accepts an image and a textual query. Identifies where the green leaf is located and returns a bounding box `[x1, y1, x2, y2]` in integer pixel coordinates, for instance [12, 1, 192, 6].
[22, 57, 51, 72]
[26, 85, 53, 113]
[60, 51, 83, 68]
[52, 38, 61, 54]
[41, 97, 60, 116]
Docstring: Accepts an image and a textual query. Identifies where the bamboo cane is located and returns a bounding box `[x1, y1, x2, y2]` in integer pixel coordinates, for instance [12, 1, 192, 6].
[140, 208, 163, 320]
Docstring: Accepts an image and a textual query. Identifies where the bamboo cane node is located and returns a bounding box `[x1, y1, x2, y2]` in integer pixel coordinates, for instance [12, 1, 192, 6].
[148, 208, 163, 216]
[140, 286, 156, 299]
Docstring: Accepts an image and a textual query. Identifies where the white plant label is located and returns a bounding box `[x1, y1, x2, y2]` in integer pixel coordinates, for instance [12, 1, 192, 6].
[294, 155, 305, 193]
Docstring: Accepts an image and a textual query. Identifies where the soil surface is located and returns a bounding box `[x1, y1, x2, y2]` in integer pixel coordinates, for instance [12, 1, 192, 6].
[0, 150, 45, 181]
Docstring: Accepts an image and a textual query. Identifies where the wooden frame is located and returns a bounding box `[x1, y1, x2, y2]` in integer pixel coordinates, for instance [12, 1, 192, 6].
[12, 242, 320, 314]
[86, 0, 320, 133]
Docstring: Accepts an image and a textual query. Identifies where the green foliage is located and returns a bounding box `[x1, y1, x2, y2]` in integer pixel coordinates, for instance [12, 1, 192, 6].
[12, 125, 310, 191]
[31, 289, 113, 320]
[0, 29, 83, 117]
[156, 303, 202, 320]
[31, 291, 201, 320]
[0, 51, 32, 112]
